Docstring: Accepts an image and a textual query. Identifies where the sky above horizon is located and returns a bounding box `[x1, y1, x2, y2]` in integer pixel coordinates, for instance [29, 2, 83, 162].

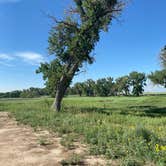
[0, 0, 166, 92]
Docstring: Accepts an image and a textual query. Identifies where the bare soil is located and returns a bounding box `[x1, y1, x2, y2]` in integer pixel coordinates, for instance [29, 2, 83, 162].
[0, 112, 117, 166]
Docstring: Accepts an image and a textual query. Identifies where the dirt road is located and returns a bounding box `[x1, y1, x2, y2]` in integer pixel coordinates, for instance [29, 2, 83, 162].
[0, 112, 111, 166]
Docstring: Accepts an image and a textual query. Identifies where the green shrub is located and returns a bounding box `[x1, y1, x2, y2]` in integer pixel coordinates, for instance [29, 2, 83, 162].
[135, 126, 155, 142]
[122, 157, 144, 166]
[60, 154, 84, 166]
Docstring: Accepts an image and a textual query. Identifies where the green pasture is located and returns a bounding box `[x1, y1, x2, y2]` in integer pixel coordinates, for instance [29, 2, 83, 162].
[0, 95, 166, 165]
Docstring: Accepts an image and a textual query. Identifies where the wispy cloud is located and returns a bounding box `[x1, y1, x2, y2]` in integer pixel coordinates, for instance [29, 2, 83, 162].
[0, 53, 14, 60]
[0, 53, 14, 66]
[15, 52, 45, 65]
[0, 61, 14, 67]
[0, 0, 21, 3]
[0, 52, 45, 66]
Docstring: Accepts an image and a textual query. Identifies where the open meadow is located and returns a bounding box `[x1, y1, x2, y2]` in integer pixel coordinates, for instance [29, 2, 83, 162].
[0, 95, 166, 165]
[1, 0, 166, 165]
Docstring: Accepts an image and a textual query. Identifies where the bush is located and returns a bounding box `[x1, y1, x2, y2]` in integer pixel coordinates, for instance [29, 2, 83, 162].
[60, 154, 84, 166]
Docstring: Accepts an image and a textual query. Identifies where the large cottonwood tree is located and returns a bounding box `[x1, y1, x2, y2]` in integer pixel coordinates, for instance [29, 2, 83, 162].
[37, 0, 125, 112]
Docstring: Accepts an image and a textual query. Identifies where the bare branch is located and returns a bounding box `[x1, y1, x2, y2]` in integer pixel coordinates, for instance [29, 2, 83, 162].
[75, 70, 86, 76]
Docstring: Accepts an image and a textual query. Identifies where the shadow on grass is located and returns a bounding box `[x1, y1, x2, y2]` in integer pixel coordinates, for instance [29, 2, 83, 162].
[118, 105, 166, 117]
[144, 93, 166, 97]
[64, 105, 166, 117]
[63, 106, 114, 115]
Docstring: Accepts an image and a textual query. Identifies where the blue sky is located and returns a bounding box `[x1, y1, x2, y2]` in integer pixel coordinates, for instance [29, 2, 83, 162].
[0, 0, 166, 92]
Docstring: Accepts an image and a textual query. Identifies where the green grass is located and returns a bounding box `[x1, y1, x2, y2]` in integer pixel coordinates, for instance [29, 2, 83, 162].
[0, 96, 166, 165]
[60, 153, 85, 165]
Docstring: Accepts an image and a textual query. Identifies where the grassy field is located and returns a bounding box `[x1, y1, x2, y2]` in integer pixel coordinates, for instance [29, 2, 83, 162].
[0, 95, 166, 165]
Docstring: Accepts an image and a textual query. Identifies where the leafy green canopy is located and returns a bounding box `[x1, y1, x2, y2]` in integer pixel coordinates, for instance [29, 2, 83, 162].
[148, 70, 166, 88]
[148, 46, 166, 89]
[129, 72, 147, 96]
[115, 75, 130, 95]
[36, 60, 63, 97]
[37, 0, 125, 96]
[95, 77, 115, 96]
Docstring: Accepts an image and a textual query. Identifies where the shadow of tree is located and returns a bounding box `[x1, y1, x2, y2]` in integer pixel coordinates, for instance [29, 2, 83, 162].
[64, 105, 166, 117]
[63, 105, 114, 115]
[120, 106, 166, 117]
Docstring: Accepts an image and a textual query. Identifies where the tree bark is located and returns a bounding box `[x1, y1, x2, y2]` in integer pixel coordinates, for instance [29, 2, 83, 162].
[52, 75, 68, 112]
[52, 62, 79, 112]
[54, 85, 65, 112]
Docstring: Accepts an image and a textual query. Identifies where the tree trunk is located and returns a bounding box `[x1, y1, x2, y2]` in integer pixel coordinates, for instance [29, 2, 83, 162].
[52, 76, 68, 112]
[54, 86, 65, 112]
[52, 62, 79, 112]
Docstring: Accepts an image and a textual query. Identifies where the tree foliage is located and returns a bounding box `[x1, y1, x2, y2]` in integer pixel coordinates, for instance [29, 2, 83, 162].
[0, 91, 21, 98]
[115, 75, 130, 95]
[36, 60, 63, 97]
[37, 0, 125, 111]
[148, 70, 166, 88]
[0, 88, 48, 98]
[96, 77, 114, 96]
[148, 46, 166, 89]
[74, 82, 85, 96]
[129, 71, 146, 96]
[84, 79, 96, 96]
[67, 72, 147, 97]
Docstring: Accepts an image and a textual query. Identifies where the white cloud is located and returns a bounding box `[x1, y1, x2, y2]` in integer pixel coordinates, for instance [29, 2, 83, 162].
[15, 52, 45, 65]
[0, 53, 14, 60]
[0, 53, 14, 66]
[0, 52, 45, 66]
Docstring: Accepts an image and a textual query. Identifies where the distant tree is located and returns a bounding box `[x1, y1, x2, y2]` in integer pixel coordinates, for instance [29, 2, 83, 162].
[148, 70, 166, 88]
[0, 88, 48, 99]
[96, 78, 107, 96]
[107, 77, 116, 96]
[0, 91, 21, 98]
[37, 0, 125, 112]
[110, 83, 118, 96]
[84, 79, 96, 96]
[160, 45, 166, 68]
[96, 77, 114, 96]
[116, 76, 130, 95]
[74, 82, 84, 96]
[20, 87, 48, 98]
[66, 87, 76, 96]
[10, 91, 22, 98]
[129, 72, 147, 96]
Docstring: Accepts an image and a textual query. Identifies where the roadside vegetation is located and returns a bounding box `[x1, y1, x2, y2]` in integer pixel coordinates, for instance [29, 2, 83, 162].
[0, 95, 166, 165]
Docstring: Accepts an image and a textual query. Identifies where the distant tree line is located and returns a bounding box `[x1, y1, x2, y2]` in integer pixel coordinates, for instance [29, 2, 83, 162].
[0, 87, 49, 98]
[67, 46, 166, 97]
[0, 71, 147, 98]
[1, 44, 166, 99]
[67, 71, 147, 97]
